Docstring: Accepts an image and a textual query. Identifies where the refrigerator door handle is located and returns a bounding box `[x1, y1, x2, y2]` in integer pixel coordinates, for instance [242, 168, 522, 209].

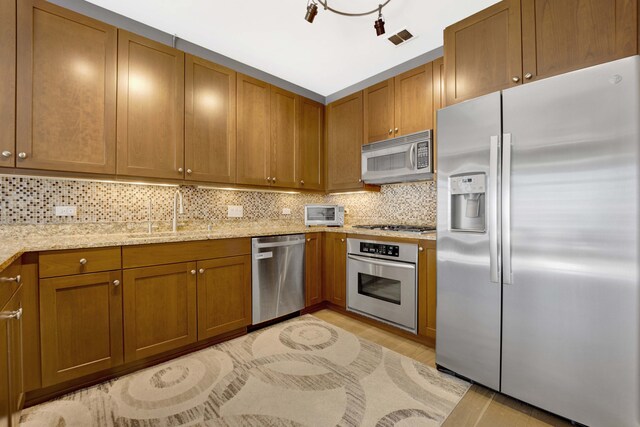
[502, 133, 513, 285]
[489, 135, 501, 283]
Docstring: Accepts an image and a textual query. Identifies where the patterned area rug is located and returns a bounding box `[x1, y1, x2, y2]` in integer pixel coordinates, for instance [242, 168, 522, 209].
[20, 315, 469, 426]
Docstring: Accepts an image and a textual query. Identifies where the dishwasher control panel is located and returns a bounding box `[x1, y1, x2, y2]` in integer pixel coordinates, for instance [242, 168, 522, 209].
[360, 242, 400, 257]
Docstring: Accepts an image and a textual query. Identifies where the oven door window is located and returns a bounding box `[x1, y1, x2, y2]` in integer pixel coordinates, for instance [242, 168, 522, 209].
[358, 273, 401, 305]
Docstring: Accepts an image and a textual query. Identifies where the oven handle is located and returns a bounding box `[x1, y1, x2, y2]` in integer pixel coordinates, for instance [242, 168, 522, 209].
[347, 254, 415, 270]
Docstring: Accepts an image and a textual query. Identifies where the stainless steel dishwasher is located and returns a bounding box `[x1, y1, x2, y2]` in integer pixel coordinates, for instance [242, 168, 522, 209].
[252, 234, 306, 324]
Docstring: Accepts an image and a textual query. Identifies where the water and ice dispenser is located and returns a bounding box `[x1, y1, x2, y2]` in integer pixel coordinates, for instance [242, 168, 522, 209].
[449, 173, 486, 232]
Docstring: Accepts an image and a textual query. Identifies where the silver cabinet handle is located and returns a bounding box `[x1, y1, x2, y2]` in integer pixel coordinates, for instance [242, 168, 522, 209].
[190, 269, 196, 275]
[0, 275, 21, 284]
[388, 129, 393, 134]
[524, 73, 533, 80]
[300, 180, 305, 185]
[267, 177, 271, 182]
[358, 178, 363, 183]
[199, 268, 205, 274]
[113, 280, 120, 287]
[489, 135, 501, 284]
[79, 258, 87, 265]
[340, 238, 345, 242]
[502, 133, 513, 285]
[394, 127, 399, 133]
[1, 308, 22, 320]
[18, 152, 27, 159]
[512, 76, 520, 83]
[186, 169, 192, 174]
[1, 151, 12, 158]
[307, 238, 311, 242]
[272, 177, 276, 183]
[418, 247, 424, 252]
[178, 167, 184, 173]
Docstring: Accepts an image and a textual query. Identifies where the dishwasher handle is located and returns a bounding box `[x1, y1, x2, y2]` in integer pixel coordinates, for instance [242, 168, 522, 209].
[253, 239, 306, 249]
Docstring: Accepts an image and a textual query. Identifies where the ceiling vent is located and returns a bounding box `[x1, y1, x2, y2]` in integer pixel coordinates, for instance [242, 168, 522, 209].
[388, 29, 415, 46]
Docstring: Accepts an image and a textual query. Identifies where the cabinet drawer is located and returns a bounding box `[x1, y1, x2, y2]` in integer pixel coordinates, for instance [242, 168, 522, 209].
[0, 257, 21, 312]
[39, 247, 121, 278]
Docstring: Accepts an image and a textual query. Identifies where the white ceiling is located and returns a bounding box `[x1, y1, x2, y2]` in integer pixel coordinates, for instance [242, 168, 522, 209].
[85, 0, 499, 96]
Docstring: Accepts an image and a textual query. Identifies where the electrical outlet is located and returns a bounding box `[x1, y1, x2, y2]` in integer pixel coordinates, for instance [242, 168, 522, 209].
[227, 205, 243, 218]
[54, 206, 77, 217]
[282, 208, 291, 215]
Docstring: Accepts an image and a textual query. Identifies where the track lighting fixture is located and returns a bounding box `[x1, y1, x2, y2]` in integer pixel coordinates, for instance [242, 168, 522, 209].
[303, 1, 392, 37]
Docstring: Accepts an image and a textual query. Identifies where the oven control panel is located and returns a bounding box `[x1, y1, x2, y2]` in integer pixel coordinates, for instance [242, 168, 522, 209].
[360, 242, 400, 257]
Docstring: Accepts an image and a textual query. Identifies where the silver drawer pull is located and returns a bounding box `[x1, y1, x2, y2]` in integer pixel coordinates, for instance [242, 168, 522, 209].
[0, 275, 21, 284]
[199, 268, 205, 274]
[79, 258, 87, 265]
[113, 280, 120, 287]
[1, 308, 22, 320]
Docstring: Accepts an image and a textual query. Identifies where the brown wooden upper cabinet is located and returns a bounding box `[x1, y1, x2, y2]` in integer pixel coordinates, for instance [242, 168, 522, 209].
[521, 0, 638, 82]
[445, 0, 639, 105]
[0, 0, 15, 169]
[298, 98, 325, 190]
[15, 0, 117, 174]
[444, 0, 523, 105]
[117, 30, 185, 180]
[237, 74, 305, 188]
[185, 55, 236, 184]
[326, 91, 364, 192]
[364, 64, 434, 143]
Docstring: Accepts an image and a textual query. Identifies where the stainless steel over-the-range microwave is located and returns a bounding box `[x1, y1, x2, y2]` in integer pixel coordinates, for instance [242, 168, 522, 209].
[361, 130, 433, 184]
[304, 205, 344, 227]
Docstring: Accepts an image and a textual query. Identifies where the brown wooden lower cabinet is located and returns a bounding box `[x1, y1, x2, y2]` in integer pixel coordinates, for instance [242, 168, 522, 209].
[323, 233, 347, 308]
[2, 287, 23, 427]
[196, 255, 251, 340]
[39, 271, 123, 387]
[418, 242, 437, 341]
[305, 233, 323, 307]
[123, 263, 197, 362]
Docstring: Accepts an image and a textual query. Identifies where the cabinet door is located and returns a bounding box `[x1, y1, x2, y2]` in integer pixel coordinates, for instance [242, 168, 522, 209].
[305, 233, 323, 307]
[16, 0, 117, 173]
[298, 97, 324, 190]
[394, 64, 433, 137]
[323, 233, 347, 308]
[123, 263, 197, 362]
[444, 0, 522, 105]
[237, 74, 271, 186]
[270, 86, 298, 188]
[327, 92, 364, 191]
[4, 287, 23, 427]
[0, 0, 15, 169]
[40, 271, 123, 386]
[432, 57, 445, 175]
[185, 55, 236, 183]
[197, 255, 251, 340]
[521, 0, 638, 82]
[117, 30, 185, 180]
[0, 304, 8, 427]
[418, 244, 437, 341]
[364, 79, 395, 143]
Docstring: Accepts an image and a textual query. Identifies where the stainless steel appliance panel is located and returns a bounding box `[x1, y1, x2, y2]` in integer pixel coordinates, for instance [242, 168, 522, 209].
[501, 56, 640, 427]
[252, 234, 306, 324]
[436, 91, 503, 390]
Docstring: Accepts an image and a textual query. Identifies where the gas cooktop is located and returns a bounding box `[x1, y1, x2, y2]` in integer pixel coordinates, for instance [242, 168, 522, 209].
[352, 224, 436, 234]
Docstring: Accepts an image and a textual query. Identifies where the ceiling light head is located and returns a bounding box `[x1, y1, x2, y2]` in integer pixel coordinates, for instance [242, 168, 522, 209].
[305, 1, 318, 23]
[374, 6, 385, 36]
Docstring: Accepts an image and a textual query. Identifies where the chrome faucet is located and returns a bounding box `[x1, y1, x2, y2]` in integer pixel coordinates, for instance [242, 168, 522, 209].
[172, 189, 184, 232]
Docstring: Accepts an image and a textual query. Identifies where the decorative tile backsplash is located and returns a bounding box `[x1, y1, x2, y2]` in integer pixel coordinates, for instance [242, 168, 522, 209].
[0, 175, 436, 226]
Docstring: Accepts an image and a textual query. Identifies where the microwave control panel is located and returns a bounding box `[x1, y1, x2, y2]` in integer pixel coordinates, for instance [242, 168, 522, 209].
[416, 141, 431, 170]
[360, 242, 400, 257]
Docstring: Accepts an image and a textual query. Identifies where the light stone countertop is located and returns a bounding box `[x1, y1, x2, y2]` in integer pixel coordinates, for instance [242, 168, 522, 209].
[0, 224, 436, 271]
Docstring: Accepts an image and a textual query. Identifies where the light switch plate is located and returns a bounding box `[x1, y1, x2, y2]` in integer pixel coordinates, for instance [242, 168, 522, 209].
[282, 208, 291, 215]
[227, 205, 243, 218]
[55, 206, 77, 217]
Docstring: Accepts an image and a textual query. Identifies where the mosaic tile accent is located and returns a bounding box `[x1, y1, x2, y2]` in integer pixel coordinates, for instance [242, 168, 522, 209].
[0, 176, 436, 226]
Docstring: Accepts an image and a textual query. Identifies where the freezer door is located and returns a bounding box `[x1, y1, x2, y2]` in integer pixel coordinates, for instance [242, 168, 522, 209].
[501, 56, 640, 427]
[436, 92, 502, 390]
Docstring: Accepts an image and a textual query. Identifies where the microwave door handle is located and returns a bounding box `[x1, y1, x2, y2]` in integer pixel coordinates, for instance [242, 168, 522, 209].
[348, 254, 415, 270]
[409, 143, 416, 169]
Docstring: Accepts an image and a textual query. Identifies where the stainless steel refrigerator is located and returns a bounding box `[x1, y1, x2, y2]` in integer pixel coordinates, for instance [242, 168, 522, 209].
[436, 55, 640, 427]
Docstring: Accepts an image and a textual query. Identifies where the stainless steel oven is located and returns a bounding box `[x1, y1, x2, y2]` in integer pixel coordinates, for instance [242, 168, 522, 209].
[347, 238, 418, 333]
